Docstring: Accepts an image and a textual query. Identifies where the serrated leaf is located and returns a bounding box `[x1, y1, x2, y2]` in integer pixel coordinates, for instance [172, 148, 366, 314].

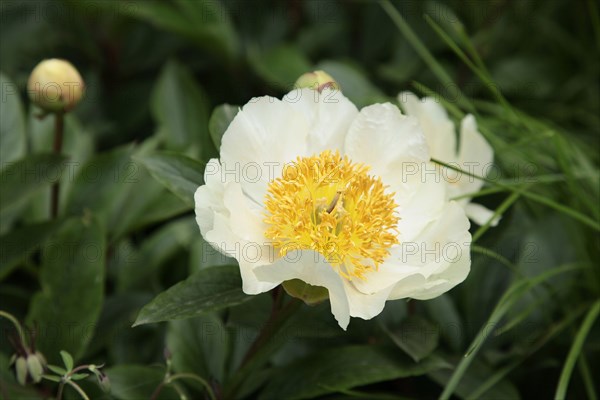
[60, 351, 74, 371]
[134, 152, 204, 206]
[208, 104, 239, 151]
[134, 265, 250, 326]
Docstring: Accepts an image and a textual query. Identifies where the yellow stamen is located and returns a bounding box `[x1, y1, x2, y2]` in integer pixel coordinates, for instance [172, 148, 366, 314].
[264, 150, 399, 280]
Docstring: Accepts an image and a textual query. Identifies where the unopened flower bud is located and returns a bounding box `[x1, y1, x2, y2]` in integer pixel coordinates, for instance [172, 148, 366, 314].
[99, 373, 111, 392]
[28, 59, 85, 113]
[26, 353, 44, 383]
[15, 356, 28, 386]
[295, 70, 340, 92]
[9, 351, 47, 385]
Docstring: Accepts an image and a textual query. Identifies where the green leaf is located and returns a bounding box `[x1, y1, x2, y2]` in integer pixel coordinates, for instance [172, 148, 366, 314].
[249, 45, 312, 89]
[0, 219, 62, 280]
[0, 154, 67, 213]
[66, 145, 188, 239]
[60, 350, 74, 372]
[96, 0, 239, 62]
[26, 216, 106, 363]
[70, 373, 90, 381]
[0, 73, 26, 167]
[134, 151, 205, 207]
[208, 104, 239, 151]
[166, 314, 229, 384]
[151, 60, 214, 160]
[115, 217, 197, 291]
[134, 265, 251, 326]
[424, 295, 464, 352]
[46, 365, 67, 375]
[105, 365, 178, 400]
[42, 374, 62, 383]
[259, 345, 446, 400]
[384, 316, 440, 362]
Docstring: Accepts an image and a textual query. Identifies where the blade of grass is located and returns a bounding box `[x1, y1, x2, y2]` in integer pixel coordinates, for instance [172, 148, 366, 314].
[466, 302, 590, 399]
[577, 354, 598, 400]
[380, 0, 473, 111]
[423, 14, 525, 130]
[555, 300, 600, 400]
[439, 264, 581, 400]
[587, 0, 600, 50]
[472, 190, 521, 242]
[432, 158, 600, 231]
[471, 245, 522, 277]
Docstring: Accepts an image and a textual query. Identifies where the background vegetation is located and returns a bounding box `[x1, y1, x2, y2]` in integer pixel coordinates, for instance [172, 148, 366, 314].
[1, 0, 598, 399]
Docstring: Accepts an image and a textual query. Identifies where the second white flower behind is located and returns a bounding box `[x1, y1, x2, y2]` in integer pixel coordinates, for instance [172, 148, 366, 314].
[398, 92, 499, 226]
[195, 88, 471, 329]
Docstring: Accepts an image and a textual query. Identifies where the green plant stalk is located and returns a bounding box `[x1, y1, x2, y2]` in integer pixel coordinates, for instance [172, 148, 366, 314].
[577, 354, 598, 400]
[555, 300, 600, 399]
[65, 380, 89, 400]
[224, 297, 302, 399]
[0, 310, 28, 349]
[51, 112, 64, 219]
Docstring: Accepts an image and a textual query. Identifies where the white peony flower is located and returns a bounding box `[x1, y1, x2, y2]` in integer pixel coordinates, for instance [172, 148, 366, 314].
[398, 92, 499, 226]
[195, 88, 471, 329]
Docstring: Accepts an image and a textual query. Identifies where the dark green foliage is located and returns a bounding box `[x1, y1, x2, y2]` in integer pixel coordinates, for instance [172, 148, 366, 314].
[0, 1, 598, 399]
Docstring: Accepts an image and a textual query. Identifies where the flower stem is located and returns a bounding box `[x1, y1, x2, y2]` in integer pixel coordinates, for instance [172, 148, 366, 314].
[224, 296, 301, 399]
[51, 112, 64, 219]
[150, 373, 216, 400]
[65, 381, 90, 400]
[0, 310, 28, 349]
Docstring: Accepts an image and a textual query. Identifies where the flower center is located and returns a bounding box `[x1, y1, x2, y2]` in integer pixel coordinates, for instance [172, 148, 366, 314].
[264, 150, 399, 280]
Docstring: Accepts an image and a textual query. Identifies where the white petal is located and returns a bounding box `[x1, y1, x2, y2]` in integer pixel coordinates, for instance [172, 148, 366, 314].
[222, 182, 266, 242]
[455, 114, 494, 196]
[283, 88, 358, 154]
[205, 213, 277, 294]
[465, 202, 501, 227]
[389, 201, 471, 300]
[219, 96, 309, 205]
[398, 92, 457, 162]
[254, 250, 351, 329]
[343, 279, 395, 321]
[194, 159, 227, 235]
[345, 103, 429, 187]
[395, 163, 447, 242]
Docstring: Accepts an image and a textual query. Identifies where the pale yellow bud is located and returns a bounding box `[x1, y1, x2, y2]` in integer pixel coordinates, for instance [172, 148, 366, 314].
[295, 70, 340, 92]
[28, 59, 85, 113]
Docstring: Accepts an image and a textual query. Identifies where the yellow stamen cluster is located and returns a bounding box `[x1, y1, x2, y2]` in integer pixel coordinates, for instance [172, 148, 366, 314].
[264, 150, 399, 280]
